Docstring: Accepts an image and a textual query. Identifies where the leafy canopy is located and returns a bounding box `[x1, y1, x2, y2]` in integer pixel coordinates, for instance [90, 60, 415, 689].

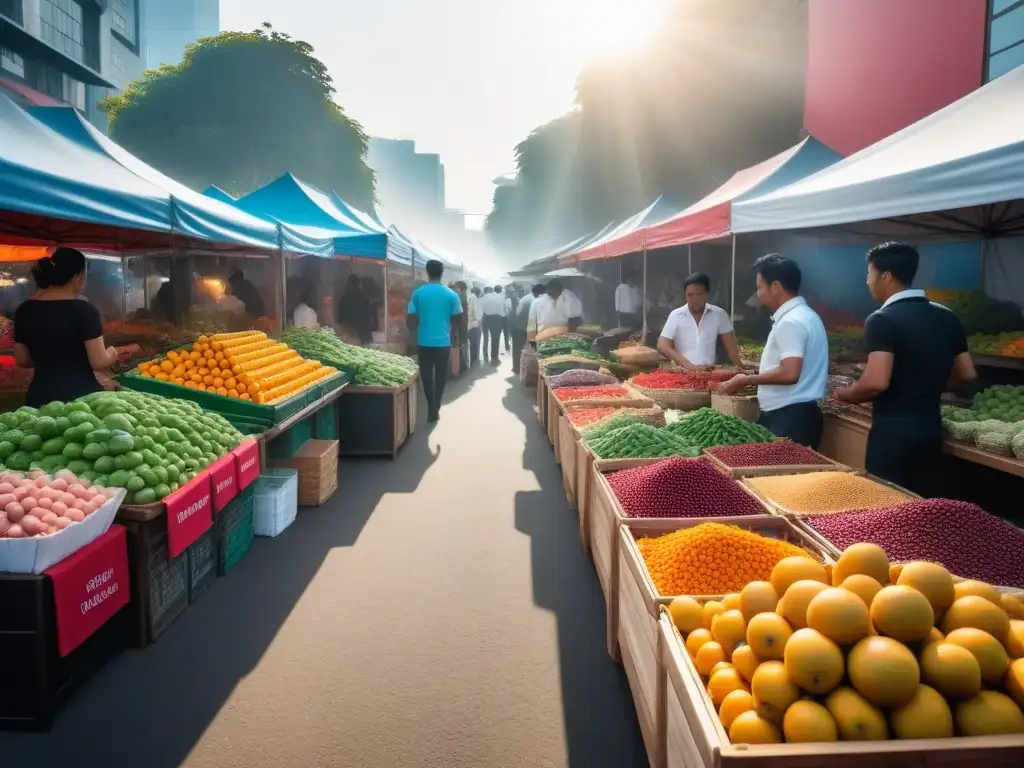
[102, 24, 375, 210]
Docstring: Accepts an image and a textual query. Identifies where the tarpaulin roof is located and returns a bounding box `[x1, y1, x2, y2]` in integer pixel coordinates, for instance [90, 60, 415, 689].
[732, 66, 1024, 237]
[203, 186, 236, 204]
[31, 106, 287, 253]
[576, 196, 680, 261]
[235, 174, 388, 259]
[642, 136, 842, 250]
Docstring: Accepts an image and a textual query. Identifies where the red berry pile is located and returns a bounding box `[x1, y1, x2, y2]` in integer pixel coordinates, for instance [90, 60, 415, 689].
[631, 370, 732, 391]
[568, 407, 618, 427]
[705, 442, 832, 469]
[607, 457, 766, 519]
[805, 499, 1024, 588]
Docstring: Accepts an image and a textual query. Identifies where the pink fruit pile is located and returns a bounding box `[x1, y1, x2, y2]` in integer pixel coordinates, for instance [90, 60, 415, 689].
[0, 470, 116, 539]
[607, 457, 765, 519]
[804, 498, 1024, 588]
[705, 442, 832, 469]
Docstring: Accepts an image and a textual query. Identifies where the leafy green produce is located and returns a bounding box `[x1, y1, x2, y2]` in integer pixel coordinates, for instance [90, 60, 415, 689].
[279, 327, 416, 387]
[970, 384, 1024, 422]
[536, 336, 594, 360]
[586, 422, 699, 460]
[666, 407, 776, 451]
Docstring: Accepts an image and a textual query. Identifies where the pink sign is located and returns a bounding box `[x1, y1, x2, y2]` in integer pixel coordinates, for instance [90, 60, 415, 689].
[165, 472, 213, 558]
[209, 454, 238, 514]
[232, 439, 260, 490]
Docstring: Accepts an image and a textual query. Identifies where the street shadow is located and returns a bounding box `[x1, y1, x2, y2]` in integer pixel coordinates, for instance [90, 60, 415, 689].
[0, 437, 444, 768]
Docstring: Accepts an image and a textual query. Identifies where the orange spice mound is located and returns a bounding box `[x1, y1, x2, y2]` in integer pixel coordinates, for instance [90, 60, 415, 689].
[637, 522, 814, 596]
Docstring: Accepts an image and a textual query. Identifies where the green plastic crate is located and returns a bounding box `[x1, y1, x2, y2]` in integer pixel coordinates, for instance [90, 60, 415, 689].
[313, 400, 338, 440]
[267, 417, 313, 459]
[215, 484, 255, 576]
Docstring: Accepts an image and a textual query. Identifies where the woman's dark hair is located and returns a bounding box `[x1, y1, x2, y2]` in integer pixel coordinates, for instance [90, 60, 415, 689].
[683, 272, 711, 291]
[32, 247, 86, 289]
[866, 241, 919, 286]
[755, 253, 802, 295]
[345, 274, 361, 293]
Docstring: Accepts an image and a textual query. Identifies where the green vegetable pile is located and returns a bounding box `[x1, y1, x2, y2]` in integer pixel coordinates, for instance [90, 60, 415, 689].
[537, 336, 594, 359]
[280, 327, 416, 387]
[665, 407, 775, 451]
[586, 421, 699, 460]
[0, 391, 243, 505]
[970, 385, 1024, 422]
[582, 411, 650, 440]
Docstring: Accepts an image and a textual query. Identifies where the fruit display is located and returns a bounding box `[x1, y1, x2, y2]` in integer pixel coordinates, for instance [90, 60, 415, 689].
[631, 370, 733, 391]
[582, 411, 665, 440]
[667, 543, 1024, 745]
[0, 392, 243, 505]
[666, 408, 776, 450]
[568, 406, 619, 428]
[706, 442, 833, 470]
[637, 522, 818, 595]
[0, 469, 117, 538]
[547, 369, 618, 388]
[940, 389, 1024, 456]
[571, 407, 665, 430]
[971, 385, 1024, 421]
[536, 336, 594, 359]
[746, 472, 912, 515]
[135, 331, 337, 404]
[552, 385, 633, 402]
[927, 289, 1024, 335]
[968, 332, 1024, 357]
[802, 499, 1024, 588]
[736, 337, 765, 362]
[585, 421, 699, 460]
[279, 327, 416, 387]
[607, 457, 766, 519]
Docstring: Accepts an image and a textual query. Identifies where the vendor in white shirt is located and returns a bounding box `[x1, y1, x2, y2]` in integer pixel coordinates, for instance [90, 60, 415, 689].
[719, 255, 829, 447]
[527, 279, 583, 339]
[657, 273, 743, 370]
[467, 287, 482, 365]
[615, 272, 643, 329]
[480, 285, 507, 363]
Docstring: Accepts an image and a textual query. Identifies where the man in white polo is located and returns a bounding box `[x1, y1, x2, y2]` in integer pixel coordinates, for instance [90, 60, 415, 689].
[719, 254, 829, 447]
[657, 273, 743, 370]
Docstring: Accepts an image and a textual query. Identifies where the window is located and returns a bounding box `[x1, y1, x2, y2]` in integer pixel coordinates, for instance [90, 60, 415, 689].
[0, 0, 23, 25]
[1, 46, 25, 78]
[39, 0, 85, 64]
[110, 0, 137, 48]
[111, 48, 124, 72]
[987, 0, 1024, 81]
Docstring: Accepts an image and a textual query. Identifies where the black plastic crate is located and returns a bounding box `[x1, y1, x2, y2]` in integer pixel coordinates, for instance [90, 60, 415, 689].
[121, 516, 188, 648]
[215, 484, 255, 576]
[0, 572, 128, 731]
[186, 528, 217, 603]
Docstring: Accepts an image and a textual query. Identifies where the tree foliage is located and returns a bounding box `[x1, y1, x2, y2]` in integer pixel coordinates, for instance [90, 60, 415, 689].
[102, 24, 375, 210]
[487, 0, 808, 258]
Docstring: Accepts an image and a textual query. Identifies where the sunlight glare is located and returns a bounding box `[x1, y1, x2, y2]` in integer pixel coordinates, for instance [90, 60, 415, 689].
[575, 0, 671, 62]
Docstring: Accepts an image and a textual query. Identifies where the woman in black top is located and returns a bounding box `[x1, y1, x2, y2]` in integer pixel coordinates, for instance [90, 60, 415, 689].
[13, 248, 118, 407]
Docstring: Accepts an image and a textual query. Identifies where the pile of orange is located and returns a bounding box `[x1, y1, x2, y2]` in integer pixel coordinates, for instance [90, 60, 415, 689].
[136, 331, 337, 404]
[667, 544, 1024, 745]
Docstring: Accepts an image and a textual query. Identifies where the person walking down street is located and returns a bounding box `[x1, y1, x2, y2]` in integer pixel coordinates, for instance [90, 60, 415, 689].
[455, 281, 470, 374]
[495, 285, 512, 354]
[480, 287, 494, 356]
[832, 242, 976, 495]
[467, 287, 482, 366]
[407, 260, 462, 423]
[719, 255, 829, 447]
[480, 284, 506, 363]
[514, 284, 545, 375]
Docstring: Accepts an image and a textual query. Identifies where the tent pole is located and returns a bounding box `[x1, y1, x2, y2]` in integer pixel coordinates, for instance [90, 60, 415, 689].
[279, 250, 288, 329]
[730, 235, 737, 322]
[642, 248, 648, 340]
[120, 255, 128, 322]
[383, 258, 390, 349]
[688, 244, 692, 274]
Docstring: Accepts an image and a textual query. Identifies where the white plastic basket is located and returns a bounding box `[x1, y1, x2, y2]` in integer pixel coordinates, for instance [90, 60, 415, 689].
[253, 469, 298, 538]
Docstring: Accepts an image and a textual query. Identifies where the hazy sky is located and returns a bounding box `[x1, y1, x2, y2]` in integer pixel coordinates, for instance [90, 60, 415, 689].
[220, 0, 670, 217]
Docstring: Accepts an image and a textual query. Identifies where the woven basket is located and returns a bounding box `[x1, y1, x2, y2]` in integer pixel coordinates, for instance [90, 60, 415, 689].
[630, 384, 711, 411]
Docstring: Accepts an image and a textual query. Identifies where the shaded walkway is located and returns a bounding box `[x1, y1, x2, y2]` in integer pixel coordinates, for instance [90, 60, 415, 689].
[0, 358, 646, 768]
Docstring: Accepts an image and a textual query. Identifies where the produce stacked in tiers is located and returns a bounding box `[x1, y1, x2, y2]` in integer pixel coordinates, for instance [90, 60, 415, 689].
[536, 336, 596, 360]
[706, 442, 833, 469]
[666, 543, 1024, 744]
[666, 407, 776, 450]
[631, 370, 732, 391]
[569, 406, 665, 429]
[928, 289, 1024, 336]
[136, 331, 337, 404]
[968, 331, 1024, 358]
[585, 421, 699, 460]
[745, 472, 911, 515]
[279, 327, 416, 387]
[568, 406, 619, 428]
[0, 392, 243, 505]
[552, 385, 633, 402]
[607, 457, 765, 518]
[941, 386, 1024, 457]
[0, 469, 117, 538]
[802, 499, 1024, 588]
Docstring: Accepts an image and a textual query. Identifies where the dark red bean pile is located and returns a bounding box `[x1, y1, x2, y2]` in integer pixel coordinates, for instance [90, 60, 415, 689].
[706, 442, 833, 469]
[805, 499, 1024, 588]
[607, 456, 766, 519]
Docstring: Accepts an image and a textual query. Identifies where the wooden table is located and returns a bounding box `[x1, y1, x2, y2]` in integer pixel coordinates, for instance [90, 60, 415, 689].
[258, 383, 349, 466]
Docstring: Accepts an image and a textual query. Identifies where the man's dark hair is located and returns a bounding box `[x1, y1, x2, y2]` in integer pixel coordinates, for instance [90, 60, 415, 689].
[755, 254, 802, 295]
[866, 241, 919, 286]
[484, 286, 492, 293]
[547, 279, 563, 293]
[495, 285, 503, 293]
[532, 283, 546, 297]
[425, 259, 444, 279]
[683, 273, 710, 291]
[471, 287, 481, 296]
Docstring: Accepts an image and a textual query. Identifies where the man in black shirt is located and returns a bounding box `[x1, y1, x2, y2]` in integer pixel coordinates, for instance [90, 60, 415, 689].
[833, 242, 977, 495]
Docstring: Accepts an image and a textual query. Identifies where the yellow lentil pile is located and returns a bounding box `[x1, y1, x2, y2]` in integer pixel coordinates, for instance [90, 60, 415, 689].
[746, 471, 911, 515]
[636, 522, 813, 596]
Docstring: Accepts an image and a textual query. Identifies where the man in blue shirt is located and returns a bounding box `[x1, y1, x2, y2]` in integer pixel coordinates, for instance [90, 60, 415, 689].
[407, 260, 463, 422]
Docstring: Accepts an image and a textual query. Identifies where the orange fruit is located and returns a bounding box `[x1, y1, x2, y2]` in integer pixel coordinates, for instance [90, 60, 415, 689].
[750, 660, 800, 724]
[686, 627, 713, 657]
[156, 373, 169, 382]
[731, 644, 761, 683]
[897, 561, 956, 616]
[1007, 619, 1024, 658]
[668, 596, 704, 635]
[728, 710, 781, 744]
[1002, 594, 1024, 620]
[771, 556, 828, 597]
[941, 596, 1011, 642]
[703, 601, 724, 630]
[718, 689, 754, 730]
[806, 587, 871, 645]
[747, 612, 793, 660]
[890, 685, 954, 739]
[944, 627, 1010, 685]
[870, 585, 935, 643]
[782, 700, 838, 743]
[825, 686, 888, 741]
[160, 360, 174, 373]
[955, 691, 1024, 736]
[721, 593, 742, 612]
[710, 661, 733, 678]
[833, 543, 890, 587]
[708, 667, 748, 709]
[739, 581, 779, 622]
[695, 642, 727, 677]
[784, 628, 845, 695]
[920, 642, 982, 699]
[953, 580, 1001, 606]
[925, 626, 944, 645]
[1006, 658, 1024, 708]
[711, 609, 747, 656]
[779, 580, 829, 630]
[847, 636, 920, 707]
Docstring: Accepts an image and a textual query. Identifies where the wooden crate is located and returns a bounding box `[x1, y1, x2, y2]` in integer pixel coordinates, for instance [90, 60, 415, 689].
[337, 381, 412, 459]
[270, 439, 339, 507]
[558, 414, 579, 509]
[546, 386, 560, 454]
[576, 440, 595, 553]
[819, 412, 870, 469]
[617, 516, 832, 760]
[704, 446, 851, 478]
[656, 611, 1024, 768]
[537, 375, 548, 427]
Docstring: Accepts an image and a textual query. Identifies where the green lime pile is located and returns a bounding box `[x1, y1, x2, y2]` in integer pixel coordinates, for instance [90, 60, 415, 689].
[0, 391, 243, 505]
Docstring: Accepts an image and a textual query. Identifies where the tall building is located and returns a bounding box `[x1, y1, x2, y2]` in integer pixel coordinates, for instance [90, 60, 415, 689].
[368, 137, 446, 231]
[0, 0, 145, 127]
[144, 0, 218, 69]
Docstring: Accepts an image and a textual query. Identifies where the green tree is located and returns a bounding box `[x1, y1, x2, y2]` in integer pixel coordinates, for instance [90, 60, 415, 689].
[102, 24, 375, 211]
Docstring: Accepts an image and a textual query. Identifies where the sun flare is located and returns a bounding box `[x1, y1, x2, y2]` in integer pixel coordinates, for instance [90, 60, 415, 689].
[575, 0, 671, 62]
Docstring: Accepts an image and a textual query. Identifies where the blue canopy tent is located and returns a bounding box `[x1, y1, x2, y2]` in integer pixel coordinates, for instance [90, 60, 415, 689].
[575, 196, 680, 261]
[203, 186, 238, 205]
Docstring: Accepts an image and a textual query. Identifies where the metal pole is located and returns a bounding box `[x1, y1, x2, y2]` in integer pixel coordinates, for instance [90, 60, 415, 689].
[279, 250, 288, 328]
[642, 247, 648, 340]
[730, 235, 737, 321]
[688, 244, 692, 274]
[383, 258, 390, 349]
[120, 255, 128, 322]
